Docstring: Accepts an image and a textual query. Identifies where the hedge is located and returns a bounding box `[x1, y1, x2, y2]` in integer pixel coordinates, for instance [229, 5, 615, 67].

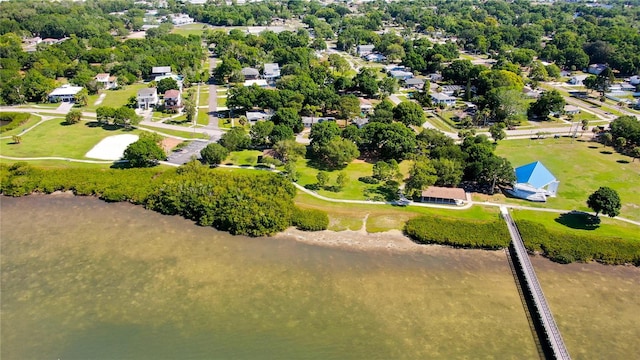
[0, 113, 30, 133]
[405, 216, 510, 249]
[292, 208, 329, 231]
[516, 220, 640, 265]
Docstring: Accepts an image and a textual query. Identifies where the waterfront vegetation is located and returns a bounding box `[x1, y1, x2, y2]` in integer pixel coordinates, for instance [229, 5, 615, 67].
[0, 113, 30, 133]
[405, 216, 510, 249]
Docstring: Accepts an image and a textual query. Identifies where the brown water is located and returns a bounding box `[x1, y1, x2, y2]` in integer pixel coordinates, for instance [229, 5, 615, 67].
[0, 195, 638, 359]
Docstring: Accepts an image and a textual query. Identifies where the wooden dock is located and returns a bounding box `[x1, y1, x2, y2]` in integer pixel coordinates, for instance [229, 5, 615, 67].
[501, 207, 571, 360]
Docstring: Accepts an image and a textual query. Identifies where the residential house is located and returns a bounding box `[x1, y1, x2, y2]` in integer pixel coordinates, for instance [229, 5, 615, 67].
[154, 74, 183, 91]
[357, 44, 375, 57]
[152, 66, 172, 77]
[587, 63, 607, 75]
[523, 87, 541, 98]
[564, 105, 580, 115]
[171, 14, 194, 25]
[164, 89, 181, 110]
[365, 53, 386, 62]
[95, 73, 118, 90]
[243, 79, 269, 87]
[246, 111, 272, 122]
[302, 116, 335, 128]
[430, 92, 456, 107]
[359, 98, 373, 114]
[506, 161, 559, 202]
[241, 67, 260, 80]
[385, 64, 406, 72]
[404, 77, 425, 90]
[352, 117, 369, 128]
[440, 85, 465, 96]
[263, 63, 281, 81]
[427, 73, 443, 82]
[48, 85, 84, 102]
[137, 87, 159, 109]
[42, 38, 60, 45]
[568, 74, 588, 85]
[389, 70, 413, 81]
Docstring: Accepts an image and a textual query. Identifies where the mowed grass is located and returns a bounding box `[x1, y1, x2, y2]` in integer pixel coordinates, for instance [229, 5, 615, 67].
[0, 119, 141, 159]
[170, 23, 209, 37]
[136, 125, 209, 140]
[85, 84, 148, 111]
[494, 137, 640, 221]
[0, 114, 43, 138]
[295, 192, 500, 232]
[512, 209, 640, 240]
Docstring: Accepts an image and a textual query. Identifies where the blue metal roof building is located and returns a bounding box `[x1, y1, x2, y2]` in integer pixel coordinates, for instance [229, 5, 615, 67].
[508, 161, 559, 202]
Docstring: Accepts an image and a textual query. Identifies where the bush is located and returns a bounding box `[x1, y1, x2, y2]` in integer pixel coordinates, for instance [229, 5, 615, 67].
[405, 216, 510, 249]
[0, 113, 30, 133]
[516, 220, 640, 265]
[358, 176, 380, 184]
[292, 208, 329, 231]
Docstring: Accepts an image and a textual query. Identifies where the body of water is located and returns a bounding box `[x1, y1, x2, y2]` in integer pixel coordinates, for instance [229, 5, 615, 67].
[1, 195, 638, 359]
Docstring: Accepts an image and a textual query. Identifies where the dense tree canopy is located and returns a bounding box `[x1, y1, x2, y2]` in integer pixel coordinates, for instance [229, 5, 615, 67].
[587, 187, 622, 218]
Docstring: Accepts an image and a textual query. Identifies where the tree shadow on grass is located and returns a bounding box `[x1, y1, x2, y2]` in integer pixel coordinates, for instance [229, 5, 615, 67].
[84, 122, 129, 131]
[600, 150, 613, 155]
[588, 145, 599, 149]
[110, 161, 132, 169]
[617, 159, 630, 164]
[554, 211, 601, 230]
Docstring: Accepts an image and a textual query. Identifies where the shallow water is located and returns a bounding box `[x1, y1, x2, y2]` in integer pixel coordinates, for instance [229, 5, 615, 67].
[0, 195, 637, 359]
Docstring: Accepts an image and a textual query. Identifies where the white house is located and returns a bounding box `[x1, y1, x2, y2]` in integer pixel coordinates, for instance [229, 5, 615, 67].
[95, 73, 118, 90]
[48, 85, 84, 102]
[564, 105, 580, 115]
[587, 63, 607, 75]
[246, 111, 272, 122]
[243, 79, 268, 87]
[151, 66, 172, 76]
[164, 89, 181, 110]
[357, 44, 375, 57]
[440, 85, 465, 96]
[568, 74, 588, 85]
[389, 70, 413, 80]
[428, 73, 443, 82]
[137, 87, 159, 109]
[263, 63, 280, 81]
[359, 98, 373, 114]
[365, 53, 386, 62]
[171, 14, 194, 26]
[430, 92, 456, 107]
[507, 161, 559, 202]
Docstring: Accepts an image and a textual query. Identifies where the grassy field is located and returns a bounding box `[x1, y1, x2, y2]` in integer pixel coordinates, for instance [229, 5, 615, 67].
[170, 22, 210, 37]
[294, 191, 500, 232]
[512, 209, 640, 240]
[494, 137, 640, 221]
[86, 84, 148, 111]
[137, 125, 209, 139]
[0, 119, 141, 159]
[198, 87, 210, 107]
[0, 114, 42, 138]
[196, 109, 209, 126]
[224, 150, 263, 165]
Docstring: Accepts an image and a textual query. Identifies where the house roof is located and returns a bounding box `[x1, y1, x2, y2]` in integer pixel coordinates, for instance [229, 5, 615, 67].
[164, 89, 180, 98]
[421, 186, 466, 201]
[243, 79, 268, 87]
[152, 66, 172, 74]
[515, 161, 557, 189]
[431, 92, 456, 101]
[241, 67, 260, 77]
[405, 78, 425, 85]
[49, 85, 84, 97]
[564, 105, 580, 113]
[264, 63, 280, 73]
[95, 73, 110, 80]
[138, 87, 158, 96]
[357, 44, 375, 51]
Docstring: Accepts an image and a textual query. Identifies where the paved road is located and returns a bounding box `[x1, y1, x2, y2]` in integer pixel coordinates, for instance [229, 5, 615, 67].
[166, 139, 213, 165]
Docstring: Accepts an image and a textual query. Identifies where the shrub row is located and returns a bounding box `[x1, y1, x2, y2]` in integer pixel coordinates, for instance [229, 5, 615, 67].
[1, 162, 301, 237]
[516, 220, 640, 265]
[292, 208, 329, 231]
[405, 216, 510, 249]
[0, 113, 30, 133]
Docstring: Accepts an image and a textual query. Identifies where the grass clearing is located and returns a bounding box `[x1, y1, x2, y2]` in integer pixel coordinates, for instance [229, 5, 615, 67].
[225, 150, 263, 165]
[196, 110, 209, 126]
[171, 23, 210, 37]
[85, 84, 148, 111]
[0, 114, 42, 137]
[0, 119, 142, 159]
[494, 137, 640, 221]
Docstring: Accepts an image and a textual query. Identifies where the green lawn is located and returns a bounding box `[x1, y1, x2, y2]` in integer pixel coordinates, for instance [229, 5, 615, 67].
[136, 125, 209, 139]
[0, 114, 42, 138]
[196, 110, 209, 126]
[494, 137, 640, 221]
[198, 88, 210, 107]
[0, 119, 141, 159]
[217, 96, 227, 107]
[85, 84, 147, 111]
[224, 150, 263, 165]
[170, 23, 209, 37]
[512, 210, 640, 241]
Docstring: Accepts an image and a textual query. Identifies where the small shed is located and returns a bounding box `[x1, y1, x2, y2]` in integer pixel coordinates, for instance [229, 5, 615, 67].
[421, 187, 467, 205]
